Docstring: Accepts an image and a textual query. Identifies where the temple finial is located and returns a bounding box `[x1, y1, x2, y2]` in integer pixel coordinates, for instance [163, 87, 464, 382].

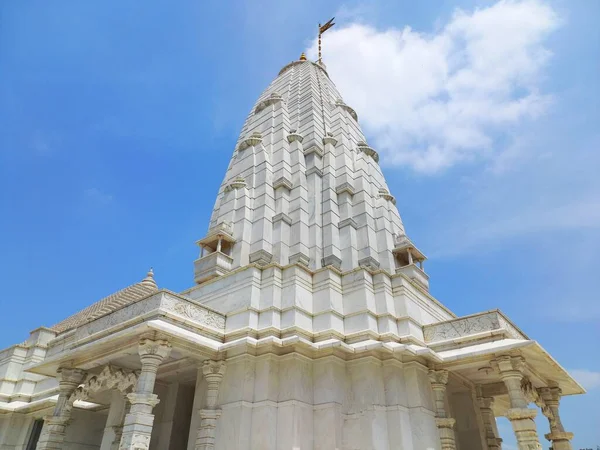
[141, 267, 157, 288]
[299, 52, 307, 61]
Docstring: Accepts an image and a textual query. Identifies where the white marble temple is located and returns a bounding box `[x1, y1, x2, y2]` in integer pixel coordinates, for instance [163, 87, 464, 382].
[0, 55, 583, 450]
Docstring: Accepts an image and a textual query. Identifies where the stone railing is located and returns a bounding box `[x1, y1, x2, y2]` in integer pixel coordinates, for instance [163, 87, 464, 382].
[423, 310, 527, 344]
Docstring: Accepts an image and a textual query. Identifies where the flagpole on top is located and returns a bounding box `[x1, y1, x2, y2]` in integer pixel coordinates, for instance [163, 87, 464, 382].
[318, 17, 335, 64]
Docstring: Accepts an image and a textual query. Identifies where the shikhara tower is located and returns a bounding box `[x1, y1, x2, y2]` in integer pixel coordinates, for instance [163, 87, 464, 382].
[0, 54, 582, 450]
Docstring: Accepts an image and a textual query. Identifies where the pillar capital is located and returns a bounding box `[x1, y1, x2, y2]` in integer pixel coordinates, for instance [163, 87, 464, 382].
[201, 360, 226, 378]
[56, 367, 86, 394]
[538, 386, 561, 406]
[126, 392, 160, 408]
[138, 338, 172, 360]
[428, 369, 449, 386]
[491, 355, 526, 380]
[477, 396, 494, 410]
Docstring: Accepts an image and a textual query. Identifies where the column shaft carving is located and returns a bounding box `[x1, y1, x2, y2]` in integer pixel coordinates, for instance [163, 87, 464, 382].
[539, 387, 573, 450]
[119, 338, 171, 450]
[36, 367, 86, 450]
[491, 356, 541, 450]
[195, 360, 226, 450]
[478, 396, 503, 450]
[428, 369, 457, 450]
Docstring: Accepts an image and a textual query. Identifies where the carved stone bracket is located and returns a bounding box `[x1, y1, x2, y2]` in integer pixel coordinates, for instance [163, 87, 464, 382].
[69, 365, 138, 404]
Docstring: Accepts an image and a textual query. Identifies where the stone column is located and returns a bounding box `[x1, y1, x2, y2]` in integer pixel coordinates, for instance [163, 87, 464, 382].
[119, 338, 171, 450]
[477, 396, 503, 450]
[492, 356, 541, 450]
[539, 387, 573, 450]
[36, 367, 86, 450]
[111, 397, 131, 450]
[99, 391, 127, 450]
[428, 369, 456, 450]
[195, 360, 226, 450]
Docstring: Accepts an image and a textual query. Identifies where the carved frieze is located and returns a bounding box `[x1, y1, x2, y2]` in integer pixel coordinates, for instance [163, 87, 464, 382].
[423, 311, 525, 343]
[161, 295, 225, 330]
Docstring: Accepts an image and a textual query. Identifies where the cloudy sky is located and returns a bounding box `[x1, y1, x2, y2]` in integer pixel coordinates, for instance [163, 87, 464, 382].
[0, 0, 598, 447]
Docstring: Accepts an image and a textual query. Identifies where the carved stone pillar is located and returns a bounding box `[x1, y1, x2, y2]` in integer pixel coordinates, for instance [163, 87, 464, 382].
[195, 360, 226, 450]
[539, 387, 573, 450]
[428, 369, 456, 450]
[492, 356, 541, 450]
[110, 398, 130, 450]
[119, 338, 171, 450]
[477, 396, 503, 450]
[36, 367, 86, 450]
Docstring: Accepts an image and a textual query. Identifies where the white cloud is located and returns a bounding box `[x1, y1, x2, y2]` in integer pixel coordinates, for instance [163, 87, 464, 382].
[307, 0, 560, 173]
[570, 369, 600, 390]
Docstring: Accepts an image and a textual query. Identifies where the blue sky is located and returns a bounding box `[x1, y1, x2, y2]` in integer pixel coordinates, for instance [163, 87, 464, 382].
[0, 0, 598, 447]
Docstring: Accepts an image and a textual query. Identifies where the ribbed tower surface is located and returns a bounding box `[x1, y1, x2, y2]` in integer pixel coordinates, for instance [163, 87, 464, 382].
[203, 59, 411, 276]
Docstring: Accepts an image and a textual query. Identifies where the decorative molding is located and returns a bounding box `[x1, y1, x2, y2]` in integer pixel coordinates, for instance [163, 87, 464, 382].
[338, 218, 358, 229]
[249, 250, 273, 266]
[306, 166, 323, 177]
[335, 182, 355, 196]
[273, 176, 293, 191]
[273, 212, 292, 226]
[358, 256, 380, 271]
[289, 252, 310, 267]
[321, 255, 342, 270]
[304, 145, 324, 158]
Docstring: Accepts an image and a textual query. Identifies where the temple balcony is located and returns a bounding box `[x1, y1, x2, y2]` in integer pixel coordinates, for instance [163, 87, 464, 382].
[393, 234, 428, 289]
[194, 222, 236, 284]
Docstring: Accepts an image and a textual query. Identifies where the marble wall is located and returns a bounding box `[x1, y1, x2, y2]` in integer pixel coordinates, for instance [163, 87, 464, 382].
[209, 354, 440, 450]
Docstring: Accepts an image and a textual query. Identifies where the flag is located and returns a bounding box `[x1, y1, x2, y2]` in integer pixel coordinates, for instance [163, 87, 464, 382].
[319, 17, 335, 34]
